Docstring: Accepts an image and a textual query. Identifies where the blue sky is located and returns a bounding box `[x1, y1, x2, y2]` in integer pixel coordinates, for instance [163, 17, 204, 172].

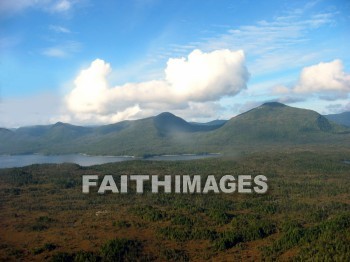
[0, 0, 349, 127]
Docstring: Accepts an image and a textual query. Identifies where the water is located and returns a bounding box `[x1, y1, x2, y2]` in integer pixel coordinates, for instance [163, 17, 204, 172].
[144, 154, 220, 161]
[0, 154, 135, 169]
[0, 153, 220, 169]
[344, 160, 350, 164]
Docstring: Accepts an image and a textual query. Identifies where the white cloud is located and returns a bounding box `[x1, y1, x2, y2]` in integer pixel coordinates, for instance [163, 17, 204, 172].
[325, 102, 350, 114]
[64, 49, 249, 124]
[147, 4, 336, 78]
[42, 41, 81, 57]
[272, 60, 350, 102]
[232, 101, 263, 115]
[0, 0, 37, 14]
[274, 85, 290, 94]
[0, 92, 61, 128]
[55, 105, 142, 125]
[0, 0, 79, 15]
[131, 101, 225, 122]
[200, 11, 335, 76]
[294, 60, 350, 94]
[42, 47, 67, 57]
[52, 0, 71, 12]
[165, 49, 248, 101]
[49, 25, 71, 33]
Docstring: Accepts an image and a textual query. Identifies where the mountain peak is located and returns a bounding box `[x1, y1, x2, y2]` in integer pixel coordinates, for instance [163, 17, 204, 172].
[261, 102, 286, 108]
[154, 112, 192, 135]
[53, 121, 67, 127]
[155, 112, 177, 119]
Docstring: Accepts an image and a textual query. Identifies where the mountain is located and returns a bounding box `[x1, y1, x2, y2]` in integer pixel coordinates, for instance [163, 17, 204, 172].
[0, 128, 14, 145]
[44, 122, 92, 141]
[93, 121, 131, 135]
[207, 102, 347, 146]
[0, 103, 349, 156]
[0, 128, 12, 134]
[0, 123, 93, 154]
[325, 112, 350, 127]
[154, 112, 196, 135]
[15, 122, 92, 139]
[190, 120, 227, 127]
[154, 112, 225, 135]
[16, 125, 52, 137]
[73, 113, 225, 156]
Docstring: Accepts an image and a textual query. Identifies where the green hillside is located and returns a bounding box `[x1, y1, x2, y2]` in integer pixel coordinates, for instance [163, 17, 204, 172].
[0, 103, 349, 156]
[77, 117, 170, 156]
[199, 102, 349, 150]
[74, 113, 222, 156]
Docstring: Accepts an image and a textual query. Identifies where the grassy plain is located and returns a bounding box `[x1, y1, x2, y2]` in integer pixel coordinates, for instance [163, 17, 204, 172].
[0, 148, 350, 261]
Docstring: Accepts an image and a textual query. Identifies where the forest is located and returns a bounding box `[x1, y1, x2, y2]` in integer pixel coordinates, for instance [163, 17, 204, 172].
[0, 148, 349, 261]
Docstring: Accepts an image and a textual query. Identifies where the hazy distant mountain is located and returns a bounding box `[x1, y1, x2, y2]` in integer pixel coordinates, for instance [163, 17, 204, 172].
[14, 122, 92, 139]
[154, 112, 225, 135]
[0, 128, 14, 144]
[0, 102, 349, 156]
[0, 128, 12, 134]
[324, 112, 350, 127]
[190, 120, 227, 127]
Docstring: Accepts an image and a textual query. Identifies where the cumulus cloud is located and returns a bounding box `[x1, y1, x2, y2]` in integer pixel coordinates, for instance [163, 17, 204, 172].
[294, 60, 350, 94]
[165, 49, 248, 101]
[272, 59, 350, 102]
[64, 49, 249, 124]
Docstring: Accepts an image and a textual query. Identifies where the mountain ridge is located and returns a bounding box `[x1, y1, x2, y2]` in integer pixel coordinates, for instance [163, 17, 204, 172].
[325, 111, 350, 127]
[1, 103, 349, 156]
[207, 102, 341, 146]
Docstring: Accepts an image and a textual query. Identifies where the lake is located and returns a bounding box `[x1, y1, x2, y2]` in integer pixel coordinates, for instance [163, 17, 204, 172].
[0, 153, 220, 169]
[144, 154, 220, 161]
